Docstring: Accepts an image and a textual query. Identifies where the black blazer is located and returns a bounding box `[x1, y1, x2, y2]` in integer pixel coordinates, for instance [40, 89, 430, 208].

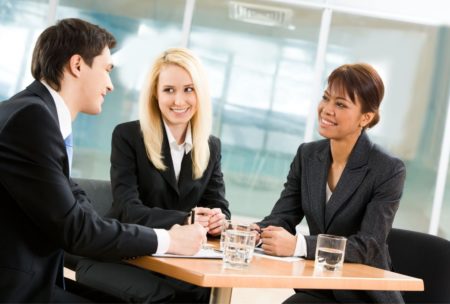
[0, 81, 158, 302]
[107, 120, 230, 229]
[259, 132, 406, 303]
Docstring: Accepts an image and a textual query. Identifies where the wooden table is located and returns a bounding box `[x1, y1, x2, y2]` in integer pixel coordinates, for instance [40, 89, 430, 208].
[126, 245, 423, 304]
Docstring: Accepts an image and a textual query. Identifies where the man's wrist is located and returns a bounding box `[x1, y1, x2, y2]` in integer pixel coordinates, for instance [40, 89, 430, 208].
[154, 229, 170, 254]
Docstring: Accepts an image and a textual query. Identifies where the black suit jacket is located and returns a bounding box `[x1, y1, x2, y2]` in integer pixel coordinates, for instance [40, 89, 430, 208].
[0, 81, 158, 302]
[107, 120, 230, 229]
[259, 132, 406, 303]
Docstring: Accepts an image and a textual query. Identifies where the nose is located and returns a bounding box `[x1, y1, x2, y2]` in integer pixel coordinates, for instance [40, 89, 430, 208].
[322, 102, 334, 116]
[106, 75, 114, 93]
[174, 92, 184, 105]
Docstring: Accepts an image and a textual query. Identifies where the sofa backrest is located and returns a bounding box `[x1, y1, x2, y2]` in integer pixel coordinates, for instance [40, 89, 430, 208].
[73, 178, 112, 216]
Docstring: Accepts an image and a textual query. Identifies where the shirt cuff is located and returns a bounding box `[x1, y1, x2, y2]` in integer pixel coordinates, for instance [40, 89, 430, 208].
[294, 233, 307, 257]
[154, 229, 170, 254]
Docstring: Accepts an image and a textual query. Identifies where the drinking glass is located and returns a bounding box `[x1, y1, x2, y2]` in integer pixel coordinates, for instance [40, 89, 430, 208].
[222, 229, 255, 269]
[314, 234, 347, 271]
[220, 221, 251, 251]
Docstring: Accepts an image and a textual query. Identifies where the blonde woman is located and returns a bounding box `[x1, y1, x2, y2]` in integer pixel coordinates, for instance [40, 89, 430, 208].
[76, 48, 230, 303]
[107, 47, 230, 233]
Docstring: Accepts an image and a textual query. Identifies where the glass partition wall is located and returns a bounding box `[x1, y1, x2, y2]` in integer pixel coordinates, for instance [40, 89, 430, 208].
[0, 0, 449, 238]
[0, 0, 48, 101]
[189, 0, 322, 218]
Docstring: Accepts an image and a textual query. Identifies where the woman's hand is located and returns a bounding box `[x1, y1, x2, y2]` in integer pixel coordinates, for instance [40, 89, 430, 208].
[207, 208, 225, 236]
[192, 207, 212, 231]
[250, 223, 262, 244]
[260, 226, 297, 257]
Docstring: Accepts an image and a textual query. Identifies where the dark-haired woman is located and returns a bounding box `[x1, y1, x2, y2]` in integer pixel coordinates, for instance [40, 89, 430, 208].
[254, 63, 406, 303]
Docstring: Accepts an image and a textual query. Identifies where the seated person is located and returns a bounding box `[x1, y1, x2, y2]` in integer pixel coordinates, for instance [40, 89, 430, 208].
[0, 19, 205, 303]
[76, 47, 231, 303]
[253, 63, 406, 304]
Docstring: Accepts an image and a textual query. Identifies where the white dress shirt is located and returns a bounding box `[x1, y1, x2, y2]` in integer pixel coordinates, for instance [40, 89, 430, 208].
[163, 121, 193, 181]
[41, 81, 170, 254]
[41, 81, 71, 140]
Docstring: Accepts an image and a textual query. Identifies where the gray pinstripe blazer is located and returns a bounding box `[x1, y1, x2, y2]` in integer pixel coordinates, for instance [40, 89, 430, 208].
[260, 131, 406, 303]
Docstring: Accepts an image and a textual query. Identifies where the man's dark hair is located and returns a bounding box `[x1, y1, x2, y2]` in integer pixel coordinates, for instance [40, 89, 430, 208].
[31, 18, 116, 91]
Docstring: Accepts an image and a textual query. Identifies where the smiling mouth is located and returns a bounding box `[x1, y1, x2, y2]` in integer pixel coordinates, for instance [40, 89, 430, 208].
[171, 108, 189, 113]
[321, 118, 337, 126]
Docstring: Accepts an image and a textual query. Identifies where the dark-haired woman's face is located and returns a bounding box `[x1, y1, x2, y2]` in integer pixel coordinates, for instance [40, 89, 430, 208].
[317, 85, 373, 142]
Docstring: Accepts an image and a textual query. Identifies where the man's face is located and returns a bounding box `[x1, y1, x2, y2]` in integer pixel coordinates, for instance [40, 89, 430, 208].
[78, 47, 114, 115]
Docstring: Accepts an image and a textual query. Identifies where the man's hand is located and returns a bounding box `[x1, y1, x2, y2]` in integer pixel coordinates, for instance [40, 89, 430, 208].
[260, 226, 296, 257]
[207, 208, 226, 236]
[167, 223, 207, 255]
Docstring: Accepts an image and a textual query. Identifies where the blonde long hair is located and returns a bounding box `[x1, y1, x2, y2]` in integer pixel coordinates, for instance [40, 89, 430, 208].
[139, 47, 212, 179]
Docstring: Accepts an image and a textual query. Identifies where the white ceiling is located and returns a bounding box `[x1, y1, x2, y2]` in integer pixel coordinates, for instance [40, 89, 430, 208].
[270, 0, 450, 25]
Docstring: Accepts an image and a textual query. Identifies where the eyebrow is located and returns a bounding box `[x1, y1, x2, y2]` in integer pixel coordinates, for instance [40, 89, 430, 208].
[160, 84, 193, 87]
[324, 90, 351, 102]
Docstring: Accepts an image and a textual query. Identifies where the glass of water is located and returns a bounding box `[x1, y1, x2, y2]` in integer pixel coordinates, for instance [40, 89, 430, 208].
[222, 229, 255, 269]
[314, 234, 347, 271]
[220, 221, 251, 251]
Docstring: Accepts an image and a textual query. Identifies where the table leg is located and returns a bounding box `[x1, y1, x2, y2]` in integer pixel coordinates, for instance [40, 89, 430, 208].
[209, 287, 232, 304]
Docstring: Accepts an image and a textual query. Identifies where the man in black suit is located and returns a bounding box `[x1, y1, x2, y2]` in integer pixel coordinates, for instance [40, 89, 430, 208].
[0, 18, 206, 303]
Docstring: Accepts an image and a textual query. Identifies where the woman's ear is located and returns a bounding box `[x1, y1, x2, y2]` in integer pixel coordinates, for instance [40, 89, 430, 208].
[67, 54, 82, 77]
[361, 112, 375, 128]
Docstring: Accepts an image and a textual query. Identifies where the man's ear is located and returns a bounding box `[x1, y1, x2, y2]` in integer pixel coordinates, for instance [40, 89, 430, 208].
[68, 54, 82, 77]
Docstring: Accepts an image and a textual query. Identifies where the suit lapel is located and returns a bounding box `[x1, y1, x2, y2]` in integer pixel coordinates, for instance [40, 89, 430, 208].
[305, 143, 330, 232]
[325, 132, 372, 229]
[159, 131, 179, 194]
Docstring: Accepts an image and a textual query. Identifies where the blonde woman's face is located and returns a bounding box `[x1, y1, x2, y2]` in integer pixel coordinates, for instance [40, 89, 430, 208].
[157, 64, 197, 132]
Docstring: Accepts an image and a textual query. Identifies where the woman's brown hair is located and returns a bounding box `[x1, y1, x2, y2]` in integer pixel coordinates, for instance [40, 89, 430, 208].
[327, 63, 384, 128]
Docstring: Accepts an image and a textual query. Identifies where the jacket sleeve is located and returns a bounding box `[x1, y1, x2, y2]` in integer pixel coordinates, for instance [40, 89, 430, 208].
[257, 144, 305, 233]
[0, 103, 158, 259]
[108, 124, 188, 229]
[198, 137, 231, 219]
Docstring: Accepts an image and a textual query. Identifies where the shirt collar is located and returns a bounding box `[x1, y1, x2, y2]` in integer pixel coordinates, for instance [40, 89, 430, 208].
[41, 81, 72, 139]
[163, 121, 193, 154]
